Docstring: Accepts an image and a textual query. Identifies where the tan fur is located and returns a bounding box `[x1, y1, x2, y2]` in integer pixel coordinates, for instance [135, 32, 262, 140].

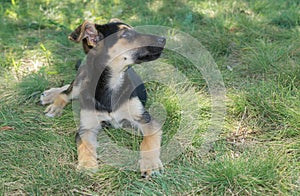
[110, 97, 144, 124]
[43, 85, 80, 117]
[44, 94, 69, 117]
[80, 98, 144, 129]
[139, 121, 163, 177]
[109, 18, 122, 23]
[77, 139, 98, 170]
[77, 100, 163, 175]
[40, 84, 70, 105]
[80, 110, 102, 130]
[41, 20, 165, 177]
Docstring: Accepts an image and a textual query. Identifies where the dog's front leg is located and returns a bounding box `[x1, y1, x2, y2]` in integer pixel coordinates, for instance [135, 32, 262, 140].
[76, 109, 100, 171]
[139, 119, 163, 178]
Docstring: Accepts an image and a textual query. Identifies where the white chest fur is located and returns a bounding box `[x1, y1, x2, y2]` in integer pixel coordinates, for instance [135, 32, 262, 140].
[80, 97, 143, 130]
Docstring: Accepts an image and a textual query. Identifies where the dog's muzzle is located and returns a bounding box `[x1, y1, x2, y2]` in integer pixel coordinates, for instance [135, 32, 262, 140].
[135, 36, 166, 64]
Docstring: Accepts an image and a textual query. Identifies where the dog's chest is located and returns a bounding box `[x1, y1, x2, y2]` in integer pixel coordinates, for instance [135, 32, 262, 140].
[96, 97, 143, 129]
[109, 71, 125, 91]
[99, 110, 131, 129]
[95, 71, 134, 113]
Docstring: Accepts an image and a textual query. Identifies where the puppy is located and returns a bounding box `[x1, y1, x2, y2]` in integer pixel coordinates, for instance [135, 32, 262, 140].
[41, 19, 166, 178]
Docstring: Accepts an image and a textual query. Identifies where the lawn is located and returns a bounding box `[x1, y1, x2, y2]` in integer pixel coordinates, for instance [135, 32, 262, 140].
[0, 0, 299, 195]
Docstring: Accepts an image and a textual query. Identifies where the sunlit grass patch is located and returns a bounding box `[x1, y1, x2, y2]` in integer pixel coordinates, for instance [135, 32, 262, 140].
[0, 0, 299, 195]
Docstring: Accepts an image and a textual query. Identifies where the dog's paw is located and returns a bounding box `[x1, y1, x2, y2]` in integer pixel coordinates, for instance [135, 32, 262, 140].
[43, 93, 68, 117]
[40, 85, 69, 105]
[44, 104, 63, 117]
[139, 158, 163, 179]
[77, 163, 98, 173]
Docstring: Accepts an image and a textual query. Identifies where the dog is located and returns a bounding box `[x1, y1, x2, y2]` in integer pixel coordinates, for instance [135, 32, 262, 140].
[40, 19, 166, 178]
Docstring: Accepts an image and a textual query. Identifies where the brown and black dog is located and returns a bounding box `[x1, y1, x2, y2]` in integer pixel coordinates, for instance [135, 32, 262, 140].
[40, 19, 166, 178]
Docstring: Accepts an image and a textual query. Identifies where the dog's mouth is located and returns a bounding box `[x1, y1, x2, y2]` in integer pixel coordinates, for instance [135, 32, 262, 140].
[135, 46, 164, 64]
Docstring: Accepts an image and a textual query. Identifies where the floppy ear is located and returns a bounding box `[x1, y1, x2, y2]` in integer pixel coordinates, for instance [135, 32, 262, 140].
[68, 21, 103, 47]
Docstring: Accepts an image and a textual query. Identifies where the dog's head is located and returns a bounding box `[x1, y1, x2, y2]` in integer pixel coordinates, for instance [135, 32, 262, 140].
[69, 19, 166, 66]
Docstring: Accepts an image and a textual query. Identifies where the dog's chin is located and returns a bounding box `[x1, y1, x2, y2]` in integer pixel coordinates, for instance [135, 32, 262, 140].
[135, 52, 163, 64]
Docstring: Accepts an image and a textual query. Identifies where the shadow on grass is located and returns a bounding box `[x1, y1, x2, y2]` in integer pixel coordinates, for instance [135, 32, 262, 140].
[1, 0, 299, 195]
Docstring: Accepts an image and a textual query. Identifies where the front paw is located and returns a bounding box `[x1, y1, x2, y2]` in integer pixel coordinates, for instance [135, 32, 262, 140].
[77, 161, 98, 173]
[139, 157, 163, 178]
[77, 140, 98, 173]
[44, 104, 63, 117]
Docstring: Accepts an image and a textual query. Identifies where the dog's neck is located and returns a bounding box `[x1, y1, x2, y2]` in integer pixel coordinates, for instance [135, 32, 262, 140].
[91, 55, 133, 112]
[109, 68, 125, 90]
[107, 56, 128, 90]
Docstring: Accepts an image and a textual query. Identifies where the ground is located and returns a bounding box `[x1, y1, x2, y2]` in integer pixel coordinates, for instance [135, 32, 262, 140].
[0, 0, 299, 195]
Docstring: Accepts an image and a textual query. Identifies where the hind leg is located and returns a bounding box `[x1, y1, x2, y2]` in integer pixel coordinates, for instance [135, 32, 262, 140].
[40, 85, 70, 105]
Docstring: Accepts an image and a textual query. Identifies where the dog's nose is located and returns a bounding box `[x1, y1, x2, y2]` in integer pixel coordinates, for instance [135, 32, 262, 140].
[158, 37, 166, 45]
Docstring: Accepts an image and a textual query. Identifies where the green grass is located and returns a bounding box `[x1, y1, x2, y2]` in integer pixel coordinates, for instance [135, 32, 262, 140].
[1, 0, 299, 195]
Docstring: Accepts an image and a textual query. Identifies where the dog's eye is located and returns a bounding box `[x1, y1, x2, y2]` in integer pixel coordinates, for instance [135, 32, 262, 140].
[121, 31, 132, 38]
